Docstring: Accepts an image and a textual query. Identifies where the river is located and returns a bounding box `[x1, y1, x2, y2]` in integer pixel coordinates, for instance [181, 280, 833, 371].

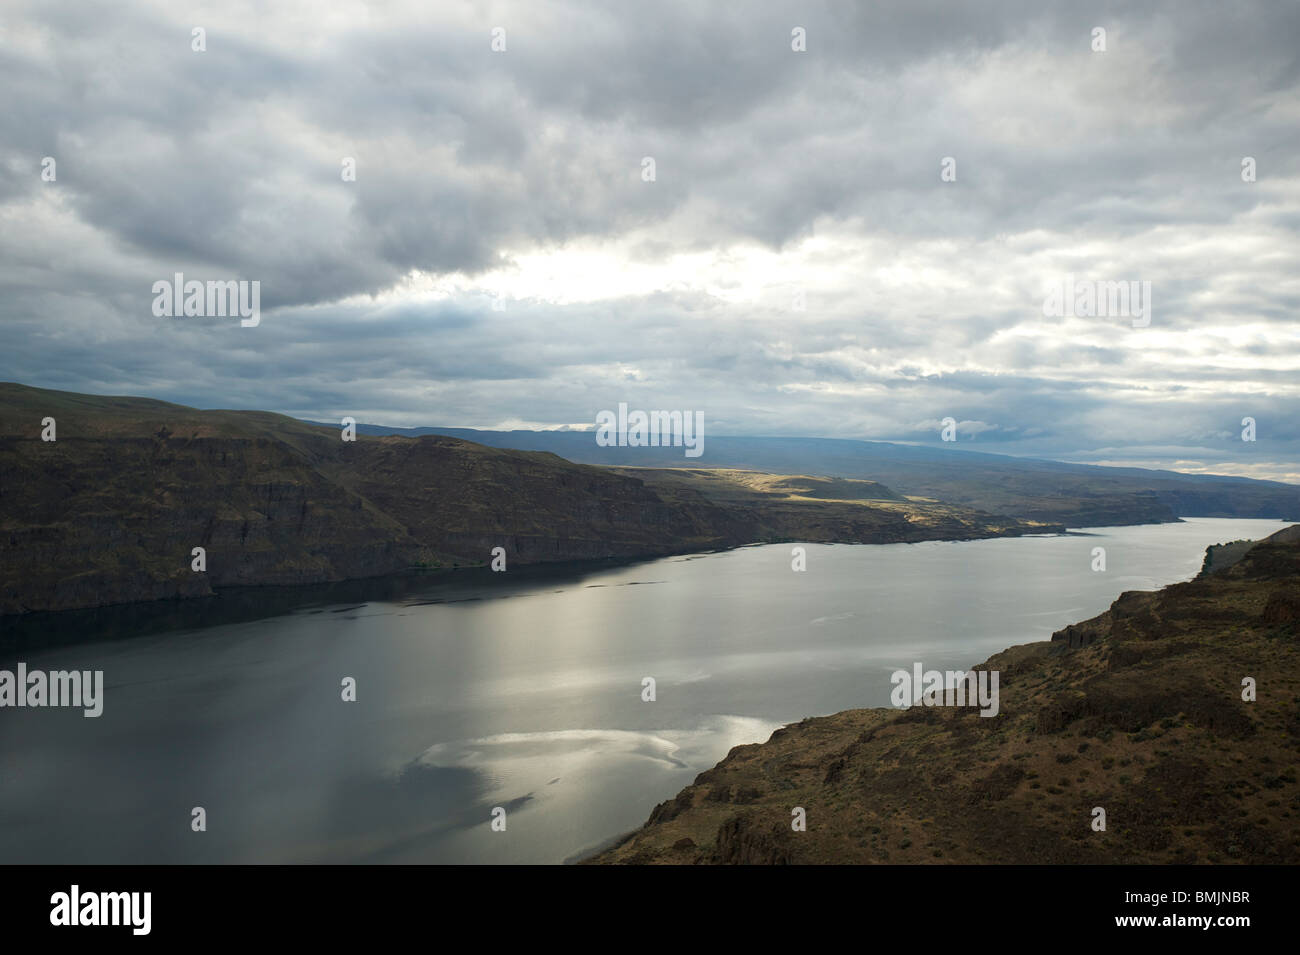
[0, 518, 1287, 863]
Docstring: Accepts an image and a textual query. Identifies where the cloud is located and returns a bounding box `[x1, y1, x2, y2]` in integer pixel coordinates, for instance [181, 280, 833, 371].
[1, 0, 1298, 480]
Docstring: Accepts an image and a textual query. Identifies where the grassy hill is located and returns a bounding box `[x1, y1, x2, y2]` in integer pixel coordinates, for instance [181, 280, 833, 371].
[591, 524, 1300, 864]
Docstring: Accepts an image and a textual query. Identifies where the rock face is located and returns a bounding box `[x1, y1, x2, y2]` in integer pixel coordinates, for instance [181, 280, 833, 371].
[0, 383, 1057, 615]
[713, 814, 796, 865]
[590, 523, 1300, 865]
[0, 416, 726, 614]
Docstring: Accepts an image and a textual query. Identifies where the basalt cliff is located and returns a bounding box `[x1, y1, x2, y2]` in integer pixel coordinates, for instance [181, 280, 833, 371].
[0, 383, 1057, 615]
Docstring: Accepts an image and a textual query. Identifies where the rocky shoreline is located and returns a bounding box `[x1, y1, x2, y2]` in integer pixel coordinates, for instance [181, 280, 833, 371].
[589, 525, 1300, 864]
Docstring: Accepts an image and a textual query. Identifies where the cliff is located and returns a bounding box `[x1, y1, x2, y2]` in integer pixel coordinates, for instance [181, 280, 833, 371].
[0, 383, 1057, 615]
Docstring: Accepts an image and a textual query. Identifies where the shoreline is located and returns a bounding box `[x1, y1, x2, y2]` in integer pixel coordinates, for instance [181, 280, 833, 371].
[1, 518, 1079, 625]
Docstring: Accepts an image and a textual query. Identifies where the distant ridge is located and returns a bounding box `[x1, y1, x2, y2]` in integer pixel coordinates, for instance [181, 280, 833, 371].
[302, 421, 1300, 527]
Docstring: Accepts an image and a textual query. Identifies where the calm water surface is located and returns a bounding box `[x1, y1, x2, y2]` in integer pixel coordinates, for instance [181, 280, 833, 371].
[0, 518, 1288, 863]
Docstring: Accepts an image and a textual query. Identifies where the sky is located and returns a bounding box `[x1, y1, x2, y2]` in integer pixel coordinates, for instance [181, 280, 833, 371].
[2, 0, 1298, 481]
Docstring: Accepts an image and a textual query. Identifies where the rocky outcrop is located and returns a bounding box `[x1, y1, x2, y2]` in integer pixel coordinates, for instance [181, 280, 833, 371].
[1200, 539, 1256, 576]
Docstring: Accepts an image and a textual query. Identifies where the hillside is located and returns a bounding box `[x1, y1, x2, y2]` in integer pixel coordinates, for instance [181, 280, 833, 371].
[610, 467, 1046, 544]
[0, 383, 1056, 615]
[590, 524, 1300, 864]
[332, 425, 1300, 527]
